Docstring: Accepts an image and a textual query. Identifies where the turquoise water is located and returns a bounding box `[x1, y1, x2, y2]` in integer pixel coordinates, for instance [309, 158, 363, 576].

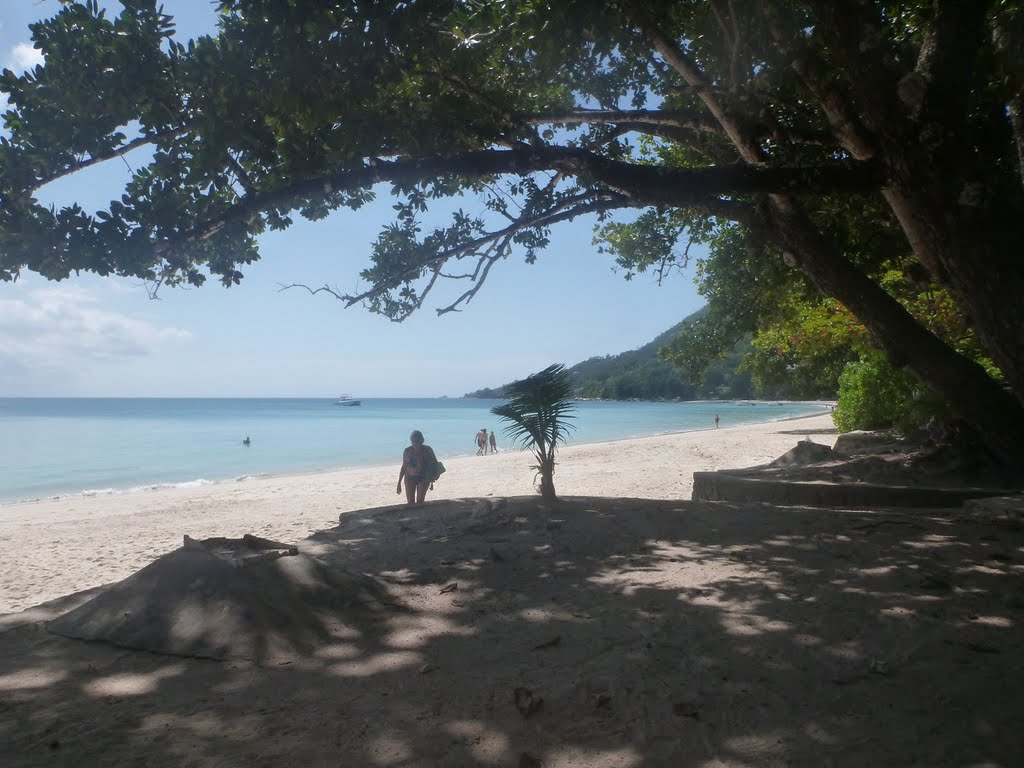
[0, 398, 827, 504]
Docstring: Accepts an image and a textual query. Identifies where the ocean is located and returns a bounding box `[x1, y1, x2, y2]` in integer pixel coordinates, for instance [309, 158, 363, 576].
[0, 397, 828, 504]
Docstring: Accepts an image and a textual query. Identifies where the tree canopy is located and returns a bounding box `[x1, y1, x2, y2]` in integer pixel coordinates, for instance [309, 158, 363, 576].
[3, 0, 1024, 467]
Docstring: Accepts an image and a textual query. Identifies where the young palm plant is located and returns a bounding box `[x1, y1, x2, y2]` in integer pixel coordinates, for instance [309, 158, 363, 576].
[491, 364, 577, 500]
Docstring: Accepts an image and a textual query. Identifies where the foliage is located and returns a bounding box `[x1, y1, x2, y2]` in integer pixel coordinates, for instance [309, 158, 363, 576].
[699, 337, 758, 400]
[468, 307, 794, 402]
[745, 305, 857, 400]
[4, 0, 1024, 464]
[832, 352, 918, 433]
[491, 363, 576, 500]
[564, 313, 701, 401]
[577, 359, 694, 401]
[653, 216, 1000, 419]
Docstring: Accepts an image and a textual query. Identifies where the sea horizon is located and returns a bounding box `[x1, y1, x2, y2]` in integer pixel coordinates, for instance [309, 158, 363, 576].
[0, 396, 830, 505]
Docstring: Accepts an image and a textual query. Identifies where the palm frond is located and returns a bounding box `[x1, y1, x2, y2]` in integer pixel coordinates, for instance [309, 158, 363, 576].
[490, 363, 576, 499]
[491, 363, 576, 449]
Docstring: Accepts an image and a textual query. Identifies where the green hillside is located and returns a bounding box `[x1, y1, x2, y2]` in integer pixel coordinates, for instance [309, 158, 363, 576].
[466, 307, 759, 401]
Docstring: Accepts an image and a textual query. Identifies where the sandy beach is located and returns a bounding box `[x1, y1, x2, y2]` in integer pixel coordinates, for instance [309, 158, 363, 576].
[0, 413, 833, 615]
[4, 411, 1023, 767]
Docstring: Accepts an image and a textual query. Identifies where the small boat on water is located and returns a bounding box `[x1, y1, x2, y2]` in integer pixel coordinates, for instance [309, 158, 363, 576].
[335, 394, 361, 406]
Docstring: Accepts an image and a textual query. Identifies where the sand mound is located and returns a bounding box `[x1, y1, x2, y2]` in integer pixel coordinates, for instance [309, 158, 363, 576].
[47, 536, 402, 662]
[771, 439, 836, 466]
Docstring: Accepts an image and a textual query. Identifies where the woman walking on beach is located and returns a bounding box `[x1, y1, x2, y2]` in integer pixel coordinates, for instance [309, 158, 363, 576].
[397, 430, 438, 505]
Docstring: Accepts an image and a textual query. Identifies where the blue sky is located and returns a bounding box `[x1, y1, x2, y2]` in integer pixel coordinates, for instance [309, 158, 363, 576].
[0, 1, 704, 398]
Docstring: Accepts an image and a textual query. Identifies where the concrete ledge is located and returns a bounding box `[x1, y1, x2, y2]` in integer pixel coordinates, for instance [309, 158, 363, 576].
[692, 471, 1014, 508]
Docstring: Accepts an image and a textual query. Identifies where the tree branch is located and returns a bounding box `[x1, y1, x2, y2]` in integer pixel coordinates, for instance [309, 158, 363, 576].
[155, 147, 879, 260]
[708, 0, 743, 89]
[269, 145, 882, 320]
[522, 109, 721, 134]
[526, 108, 831, 154]
[803, 0, 911, 132]
[992, 13, 1024, 184]
[766, 15, 879, 160]
[225, 152, 257, 197]
[624, 2, 766, 164]
[413, 67, 542, 146]
[26, 126, 190, 193]
[281, 191, 633, 320]
[523, 109, 740, 162]
[915, 0, 993, 133]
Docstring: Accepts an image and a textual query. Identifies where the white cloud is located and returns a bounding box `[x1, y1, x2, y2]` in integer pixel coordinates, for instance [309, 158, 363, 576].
[9, 41, 43, 71]
[0, 287, 192, 390]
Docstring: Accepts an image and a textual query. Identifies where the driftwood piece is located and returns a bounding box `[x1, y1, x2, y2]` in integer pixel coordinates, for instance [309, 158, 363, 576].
[182, 534, 299, 568]
[242, 533, 300, 555]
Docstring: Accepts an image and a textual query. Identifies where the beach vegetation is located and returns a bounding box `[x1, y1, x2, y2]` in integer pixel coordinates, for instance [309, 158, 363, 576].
[3, 1, 1024, 468]
[833, 352, 916, 433]
[491, 363, 576, 500]
[656, 216, 1003, 432]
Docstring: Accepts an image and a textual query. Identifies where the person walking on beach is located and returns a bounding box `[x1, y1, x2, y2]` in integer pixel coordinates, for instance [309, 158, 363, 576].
[488, 429, 497, 454]
[397, 430, 438, 505]
[714, 414, 720, 429]
[476, 428, 487, 456]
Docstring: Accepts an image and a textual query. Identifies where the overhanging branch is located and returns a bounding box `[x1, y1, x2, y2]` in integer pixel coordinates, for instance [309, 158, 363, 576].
[26, 126, 191, 194]
[332, 192, 633, 319]
[157, 147, 883, 258]
[522, 109, 722, 134]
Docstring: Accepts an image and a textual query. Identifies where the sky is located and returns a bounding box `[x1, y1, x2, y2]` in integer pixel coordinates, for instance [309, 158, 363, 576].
[0, 1, 705, 398]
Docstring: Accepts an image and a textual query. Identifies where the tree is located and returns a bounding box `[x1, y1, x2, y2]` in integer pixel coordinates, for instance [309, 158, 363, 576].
[832, 351, 918, 433]
[491, 364, 576, 500]
[658, 220, 981, 413]
[2, 0, 1024, 467]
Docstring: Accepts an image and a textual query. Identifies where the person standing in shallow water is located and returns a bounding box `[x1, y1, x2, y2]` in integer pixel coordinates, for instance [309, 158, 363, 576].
[397, 430, 438, 504]
[714, 414, 720, 429]
[488, 429, 497, 454]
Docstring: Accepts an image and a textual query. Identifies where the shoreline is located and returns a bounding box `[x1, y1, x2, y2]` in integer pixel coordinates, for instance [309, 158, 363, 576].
[0, 412, 837, 614]
[0, 403, 832, 507]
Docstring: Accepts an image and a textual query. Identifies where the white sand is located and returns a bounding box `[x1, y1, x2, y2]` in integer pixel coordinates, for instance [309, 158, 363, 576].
[6, 410, 1023, 768]
[0, 412, 834, 614]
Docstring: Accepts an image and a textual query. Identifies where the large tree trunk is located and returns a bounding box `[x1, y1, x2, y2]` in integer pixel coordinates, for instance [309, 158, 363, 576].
[769, 202, 1024, 472]
[772, 1, 1024, 448]
[632, 1, 1024, 467]
[809, 0, 1024, 414]
[883, 172, 1024, 415]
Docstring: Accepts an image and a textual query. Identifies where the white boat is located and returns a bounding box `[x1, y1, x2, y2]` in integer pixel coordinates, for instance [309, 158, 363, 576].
[335, 394, 361, 406]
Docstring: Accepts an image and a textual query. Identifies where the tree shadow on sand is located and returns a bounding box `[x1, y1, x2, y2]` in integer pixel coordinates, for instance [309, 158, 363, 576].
[2, 496, 1023, 767]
